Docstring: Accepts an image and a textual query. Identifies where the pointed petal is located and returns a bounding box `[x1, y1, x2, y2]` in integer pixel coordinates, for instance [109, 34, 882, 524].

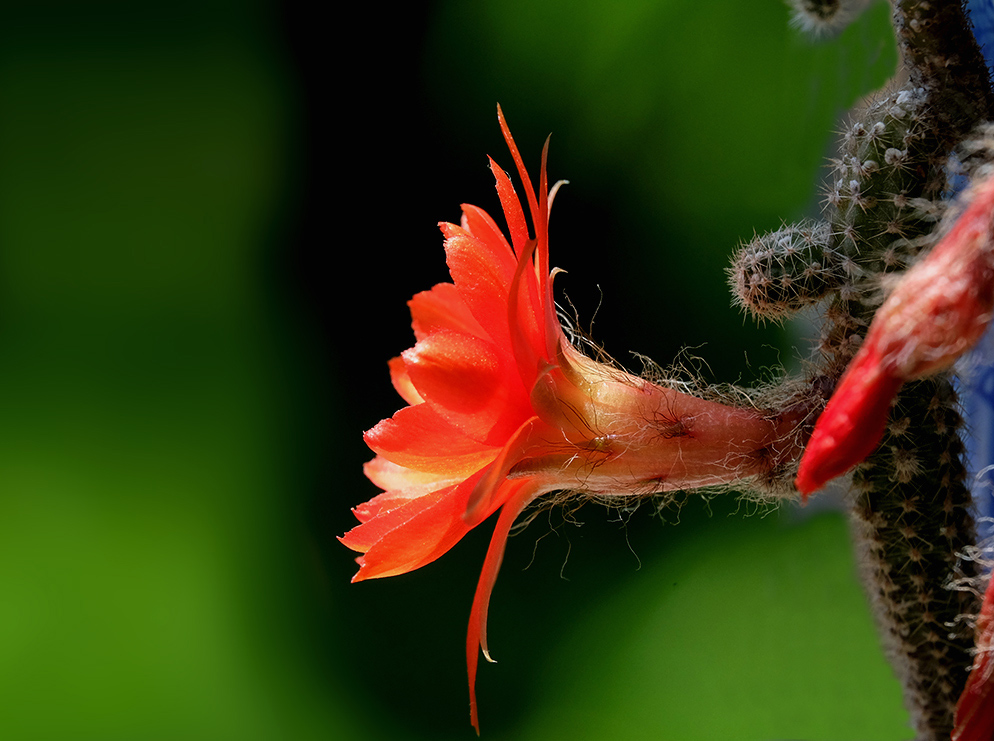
[355, 458, 463, 523]
[402, 329, 530, 445]
[535, 136, 550, 295]
[496, 105, 540, 250]
[352, 488, 431, 524]
[445, 231, 518, 351]
[467, 479, 543, 734]
[389, 357, 423, 406]
[489, 156, 529, 254]
[460, 204, 515, 263]
[464, 416, 543, 525]
[340, 482, 467, 578]
[343, 468, 513, 581]
[363, 456, 459, 492]
[539, 142, 561, 358]
[409, 281, 487, 343]
[365, 403, 498, 477]
[506, 238, 547, 385]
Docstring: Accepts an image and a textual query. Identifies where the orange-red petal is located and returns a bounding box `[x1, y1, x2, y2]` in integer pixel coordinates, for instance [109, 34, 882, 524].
[388, 356, 423, 406]
[364, 402, 499, 477]
[342, 468, 515, 582]
[341, 482, 469, 580]
[496, 106, 541, 254]
[489, 155, 529, 255]
[460, 203, 515, 263]
[444, 229, 519, 352]
[464, 415, 544, 525]
[409, 282, 487, 343]
[507, 238, 549, 386]
[402, 329, 530, 445]
[467, 478, 542, 734]
[363, 456, 460, 492]
[356, 458, 463, 523]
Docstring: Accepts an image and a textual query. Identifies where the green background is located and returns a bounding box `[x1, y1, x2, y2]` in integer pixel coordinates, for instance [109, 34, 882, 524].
[0, 0, 914, 739]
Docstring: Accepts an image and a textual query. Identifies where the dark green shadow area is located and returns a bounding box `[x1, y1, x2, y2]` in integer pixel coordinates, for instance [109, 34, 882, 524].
[503, 504, 910, 741]
[0, 1, 914, 739]
[424, 0, 897, 381]
[0, 3, 377, 739]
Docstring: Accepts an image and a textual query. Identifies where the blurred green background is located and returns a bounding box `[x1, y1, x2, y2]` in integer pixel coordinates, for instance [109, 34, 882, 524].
[0, 0, 916, 739]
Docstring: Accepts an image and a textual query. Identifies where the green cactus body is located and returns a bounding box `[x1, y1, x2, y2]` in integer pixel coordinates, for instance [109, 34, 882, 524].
[824, 82, 980, 741]
[730, 3, 993, 737]
[729, 221, 842, 322]
[850, 378, 978, 738]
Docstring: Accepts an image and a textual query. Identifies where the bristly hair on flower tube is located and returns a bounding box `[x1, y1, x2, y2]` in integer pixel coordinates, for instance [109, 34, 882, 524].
[341, 106, 803, 733]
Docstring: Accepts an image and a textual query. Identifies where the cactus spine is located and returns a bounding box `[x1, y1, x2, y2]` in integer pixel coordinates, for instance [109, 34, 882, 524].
[730, 2, 994, 737]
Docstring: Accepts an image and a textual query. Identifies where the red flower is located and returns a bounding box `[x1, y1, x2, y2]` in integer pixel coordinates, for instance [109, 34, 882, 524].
[795, 172, 994, 497]
[342, 108, 795, 732]
[953, 574, 994, 741]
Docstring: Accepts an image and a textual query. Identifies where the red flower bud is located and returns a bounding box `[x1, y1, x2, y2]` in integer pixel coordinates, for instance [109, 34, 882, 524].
[796, 172, 994, 497]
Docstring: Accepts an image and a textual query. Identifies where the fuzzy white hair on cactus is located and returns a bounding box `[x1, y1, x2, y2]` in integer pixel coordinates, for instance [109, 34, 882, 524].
[787, 0, 874, 38]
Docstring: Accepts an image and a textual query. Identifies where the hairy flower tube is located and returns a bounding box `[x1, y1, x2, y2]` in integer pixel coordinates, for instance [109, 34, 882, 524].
[795, 171, 994, 497]
[342, 108, 799, 733]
